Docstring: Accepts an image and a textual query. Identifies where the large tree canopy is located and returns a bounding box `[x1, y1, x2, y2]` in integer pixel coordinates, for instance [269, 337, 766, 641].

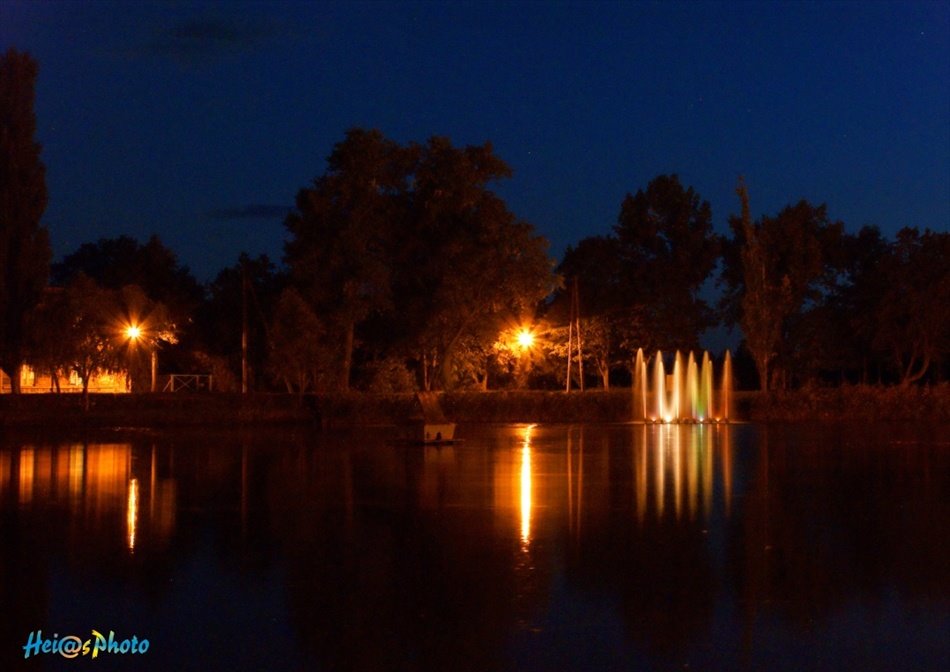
[52, 234, 203, 320]
[284, 129, 555, 391]
[52, 234, 204, 374]
[725, 181, 844, 390]
[0, 49, 51, 391]
[546, 176, 718, 390]
[399, 136, 554, 390]
[871, 228, 950, 385]
[613, 174, 720, 351]
[196, 253, 285, 392]
[285, 128, 410, 390]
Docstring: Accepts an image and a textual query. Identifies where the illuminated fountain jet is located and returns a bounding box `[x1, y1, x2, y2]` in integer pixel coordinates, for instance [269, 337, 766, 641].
[632, 349, 734, 423]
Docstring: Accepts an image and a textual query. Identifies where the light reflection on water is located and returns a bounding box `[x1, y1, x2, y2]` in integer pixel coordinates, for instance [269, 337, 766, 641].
[1, 423, 948, 671]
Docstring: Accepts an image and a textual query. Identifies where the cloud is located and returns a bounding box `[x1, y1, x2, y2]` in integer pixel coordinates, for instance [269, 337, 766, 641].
[147, 16, 279, 63]
[205, 204, 291, 221]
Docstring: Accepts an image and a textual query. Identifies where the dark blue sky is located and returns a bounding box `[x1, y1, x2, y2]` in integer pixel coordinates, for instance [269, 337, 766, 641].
[3, 0, 948, 281]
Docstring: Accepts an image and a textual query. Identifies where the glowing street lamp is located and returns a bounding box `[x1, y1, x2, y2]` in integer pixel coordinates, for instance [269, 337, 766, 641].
[125, 322, 157, 392]
[516, 328, 535, 350]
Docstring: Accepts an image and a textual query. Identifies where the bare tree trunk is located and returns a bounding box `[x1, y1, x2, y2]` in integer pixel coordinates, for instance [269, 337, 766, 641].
[756, 354, 769, 392]
[340, 321, 354, 391]
[900, 350, 930, 386]
[10, 363, 22, 394]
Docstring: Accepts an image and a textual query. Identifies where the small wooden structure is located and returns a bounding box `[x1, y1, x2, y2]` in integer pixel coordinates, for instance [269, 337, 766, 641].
[397, 392, 457, 444]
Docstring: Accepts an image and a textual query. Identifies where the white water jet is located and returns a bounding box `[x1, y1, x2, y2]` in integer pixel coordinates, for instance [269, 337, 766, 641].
[700, 351, 713, 421]
[721, 350, 733, 422]
[686, 351, 699, 420]
[633, 348, 647, 421]
[636, 349, 735, 423]
[653, 351, 667, 422]
[672, 351, 684, 422]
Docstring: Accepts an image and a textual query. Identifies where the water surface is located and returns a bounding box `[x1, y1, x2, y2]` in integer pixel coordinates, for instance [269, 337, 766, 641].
[2, 423, 948, 671]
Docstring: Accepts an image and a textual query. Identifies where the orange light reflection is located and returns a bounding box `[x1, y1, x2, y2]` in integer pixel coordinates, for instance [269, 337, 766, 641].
[127, 477, 139, 551]
[520, 425, 534, 545]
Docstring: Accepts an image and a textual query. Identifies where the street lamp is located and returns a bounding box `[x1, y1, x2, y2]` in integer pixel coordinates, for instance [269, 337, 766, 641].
[510, 326, 538, 389]
[125, 322, 157, 392]
[516, 328, 535, 350]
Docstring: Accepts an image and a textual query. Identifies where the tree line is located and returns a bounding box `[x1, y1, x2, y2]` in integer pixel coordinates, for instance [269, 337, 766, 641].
[2, 49, 948, 395]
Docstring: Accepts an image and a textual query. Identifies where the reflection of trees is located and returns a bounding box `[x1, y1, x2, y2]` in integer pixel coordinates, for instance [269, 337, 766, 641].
[561, 425, 721, 660]
[5, 424, 945, 669]
[272, 441, 520, 672]
[616, 514, 715, 656]
[0, 450, 50, 671]
[731, 424, 950, 639]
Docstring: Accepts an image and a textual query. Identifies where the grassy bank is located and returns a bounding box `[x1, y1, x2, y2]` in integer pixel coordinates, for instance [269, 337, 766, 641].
[746, 384, 950, 422]
[1, 384, 947, 429]
[0, 393, 317, 428]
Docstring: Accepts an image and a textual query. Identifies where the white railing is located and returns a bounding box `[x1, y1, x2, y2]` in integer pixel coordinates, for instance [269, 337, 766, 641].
[162, 374, 213, 393]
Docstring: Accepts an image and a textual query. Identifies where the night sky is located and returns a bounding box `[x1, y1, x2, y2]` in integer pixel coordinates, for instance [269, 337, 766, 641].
[2, 0, 948, 281]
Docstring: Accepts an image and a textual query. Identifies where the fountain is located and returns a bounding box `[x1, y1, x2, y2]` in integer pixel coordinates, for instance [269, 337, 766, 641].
[632, 350, 734, 423]
[633, 348, 648, 422]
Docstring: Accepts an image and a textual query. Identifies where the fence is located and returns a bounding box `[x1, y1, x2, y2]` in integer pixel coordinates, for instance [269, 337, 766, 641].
[162, 374, 213, 393]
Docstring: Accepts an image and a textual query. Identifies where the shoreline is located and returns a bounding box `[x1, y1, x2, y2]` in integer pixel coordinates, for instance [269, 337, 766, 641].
[1, 385, 948, 429]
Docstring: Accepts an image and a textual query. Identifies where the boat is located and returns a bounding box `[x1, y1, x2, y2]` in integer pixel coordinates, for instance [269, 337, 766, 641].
[394, 392, 460, 445]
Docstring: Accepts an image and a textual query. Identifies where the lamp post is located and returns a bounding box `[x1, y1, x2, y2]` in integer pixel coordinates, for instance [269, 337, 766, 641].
[125, 324, 156, 392]
[516, 329, 535, 350]
[513, 327, 536, 389]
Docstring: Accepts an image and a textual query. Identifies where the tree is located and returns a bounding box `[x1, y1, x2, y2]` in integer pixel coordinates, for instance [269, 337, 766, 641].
[814, 225, 891, 383]
[285, 129, 411, 390]
[52, 234, 203, 375]
[397, 136, 555, 390]
[872, 228, 950, 385]
[554, 236, 651, 386]
[115, 283, 176, 392]
[0, 49, 51, 392]
[196, 254, 285, 391]
[52, 234, 203, 323]
[285, 130, 556, 392]
[729, 182, 783, 390]
[59, 275, 123, 407]
[613, 174, 720, 351]
[267, 287, 333, 394]
[725, 180, 843, 390]
[24, 287, 71, 392]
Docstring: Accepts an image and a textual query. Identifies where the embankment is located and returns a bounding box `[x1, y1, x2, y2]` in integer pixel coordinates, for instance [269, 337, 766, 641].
[746, 384, 950, 422]
[1, 384, 947, 429]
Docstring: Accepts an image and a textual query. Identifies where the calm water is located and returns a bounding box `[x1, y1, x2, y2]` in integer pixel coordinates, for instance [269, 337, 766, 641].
[1, 423, 948, 671]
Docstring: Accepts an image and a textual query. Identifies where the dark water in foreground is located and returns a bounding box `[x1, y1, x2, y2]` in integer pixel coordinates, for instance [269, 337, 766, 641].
[1, 423, 948, 671]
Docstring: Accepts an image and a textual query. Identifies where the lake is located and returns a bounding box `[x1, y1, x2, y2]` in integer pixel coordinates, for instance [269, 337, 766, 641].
[2, 422, 948, 671]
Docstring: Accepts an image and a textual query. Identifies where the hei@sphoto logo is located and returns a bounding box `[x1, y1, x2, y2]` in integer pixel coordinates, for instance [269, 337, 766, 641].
[22, 629, 150, 660]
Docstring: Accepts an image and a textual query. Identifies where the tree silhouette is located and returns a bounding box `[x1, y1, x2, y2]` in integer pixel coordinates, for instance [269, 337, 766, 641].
[399, 136, 554, 390]
[872, 228, 950, 384]
[0, 49, 51, 392]
[726, 180, 843, 390]
[285, 129, 410, 390]
[614, 174, 720, 351]
[285, 130, 555, 391]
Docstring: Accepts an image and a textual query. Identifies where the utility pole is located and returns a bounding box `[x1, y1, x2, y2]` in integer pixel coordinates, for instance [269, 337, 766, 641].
[241, 260, 248, 394]
[566, 291, 574, 392]
[574, 277, 584, 391]
[565, 277, 584, 391]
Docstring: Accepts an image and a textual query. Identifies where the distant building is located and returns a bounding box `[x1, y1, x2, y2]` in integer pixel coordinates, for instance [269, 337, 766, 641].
[0, 366, 129, 394]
